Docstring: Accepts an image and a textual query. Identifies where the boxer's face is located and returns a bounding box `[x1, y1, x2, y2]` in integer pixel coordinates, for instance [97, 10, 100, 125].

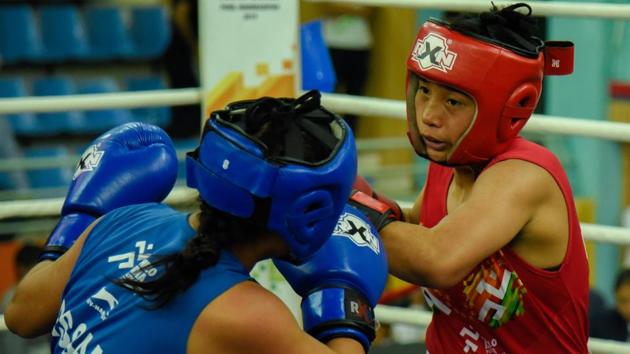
[413, 78, 476, 163]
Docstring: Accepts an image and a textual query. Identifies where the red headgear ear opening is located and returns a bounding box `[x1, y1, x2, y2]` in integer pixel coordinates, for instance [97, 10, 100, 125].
[498, 84, 539, 142]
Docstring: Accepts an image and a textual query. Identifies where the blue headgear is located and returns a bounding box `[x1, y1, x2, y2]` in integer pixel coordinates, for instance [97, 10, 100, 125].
[186, 90, 357, 259]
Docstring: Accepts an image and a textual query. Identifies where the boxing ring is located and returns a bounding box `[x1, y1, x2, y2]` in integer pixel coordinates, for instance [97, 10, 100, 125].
[1, 0, 630, 353]
[0, 93, 629, 353]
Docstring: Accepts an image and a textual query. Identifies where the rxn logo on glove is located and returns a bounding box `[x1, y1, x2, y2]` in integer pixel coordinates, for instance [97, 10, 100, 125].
[411, 32, 457, 73]
[74, 144, 105, 180]
[333, 212, 380, 254]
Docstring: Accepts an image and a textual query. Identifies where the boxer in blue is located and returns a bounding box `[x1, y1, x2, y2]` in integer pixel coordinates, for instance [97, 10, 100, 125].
[4, 90, 388, 354]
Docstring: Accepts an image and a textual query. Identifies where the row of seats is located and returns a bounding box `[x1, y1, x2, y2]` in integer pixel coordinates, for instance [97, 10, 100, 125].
[0, 4, 170, 64]
[0, 76, 171, 136]
[0, 138, 198, 194]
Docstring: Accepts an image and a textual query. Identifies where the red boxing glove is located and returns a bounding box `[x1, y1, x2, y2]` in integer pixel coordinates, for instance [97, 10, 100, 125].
[352, 175, 404, 222]
[349, 190, 399, 231]
[352, 174, 375, 194]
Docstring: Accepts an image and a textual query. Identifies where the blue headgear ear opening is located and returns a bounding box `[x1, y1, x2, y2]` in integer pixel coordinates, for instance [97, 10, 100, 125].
[286, 190, 335, 243]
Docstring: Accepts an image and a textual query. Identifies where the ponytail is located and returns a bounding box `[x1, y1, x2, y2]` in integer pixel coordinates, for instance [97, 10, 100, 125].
[114, 201, 262, 308]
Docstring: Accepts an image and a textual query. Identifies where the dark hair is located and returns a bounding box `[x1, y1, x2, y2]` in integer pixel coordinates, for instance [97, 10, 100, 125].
[447, 3, 543, 56]
[15, 244, 42, 268]
[615, 268, 630, 291]
[114, 202, 264, 308]
[115, 91, 332, 308]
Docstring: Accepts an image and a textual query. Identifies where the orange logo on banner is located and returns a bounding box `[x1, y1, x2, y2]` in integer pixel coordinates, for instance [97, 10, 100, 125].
[205, 60, 295, 119]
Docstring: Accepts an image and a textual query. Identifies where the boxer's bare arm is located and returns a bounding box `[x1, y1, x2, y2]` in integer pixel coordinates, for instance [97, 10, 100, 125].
[189, 281, 366, 354]
[5, 220, 98, 337]
[382, 160, 562, 288]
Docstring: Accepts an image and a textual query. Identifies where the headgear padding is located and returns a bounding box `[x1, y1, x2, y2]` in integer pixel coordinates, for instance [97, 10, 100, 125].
[186, 90, 357, 259]
[406, 18, 545, 166]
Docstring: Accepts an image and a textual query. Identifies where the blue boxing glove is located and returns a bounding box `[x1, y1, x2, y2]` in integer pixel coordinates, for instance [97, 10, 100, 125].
[39, 122, 178, 261]
[274, 204, 388, 351]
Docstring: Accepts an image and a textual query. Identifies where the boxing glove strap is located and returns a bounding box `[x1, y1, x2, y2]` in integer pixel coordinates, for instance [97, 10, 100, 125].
[301, 287, 375, 351]
[349, 191, 397, 231]
[39, 213, 97, 262]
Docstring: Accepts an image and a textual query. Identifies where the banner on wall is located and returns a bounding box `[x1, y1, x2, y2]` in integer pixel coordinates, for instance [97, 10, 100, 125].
[200, 0, 299, 117]
[198, 0, 301, 317]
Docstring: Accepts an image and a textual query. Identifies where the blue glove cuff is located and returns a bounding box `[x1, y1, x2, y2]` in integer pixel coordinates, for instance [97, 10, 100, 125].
[39, 213, 96, 261]
[301, 287, 375, 351]
[316, 327, 370, 352]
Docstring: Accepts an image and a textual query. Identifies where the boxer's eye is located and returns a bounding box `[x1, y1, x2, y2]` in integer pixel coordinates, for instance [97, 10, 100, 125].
[447, 98, 461, 107]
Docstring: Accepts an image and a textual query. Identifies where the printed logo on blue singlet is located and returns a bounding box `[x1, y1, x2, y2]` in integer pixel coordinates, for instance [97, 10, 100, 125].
[109, 240, 158, 282]
[108, 240, 154, 269]
[53, 300, 103, 354]
[411, 32, 458, 73]
[86, 287, 119, 320]
[333, 212, 380, 254]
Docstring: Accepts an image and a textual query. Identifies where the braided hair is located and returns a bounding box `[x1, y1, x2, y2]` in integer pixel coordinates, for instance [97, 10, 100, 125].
[114, 91, 333, 308]
[113, 202, 261, 309]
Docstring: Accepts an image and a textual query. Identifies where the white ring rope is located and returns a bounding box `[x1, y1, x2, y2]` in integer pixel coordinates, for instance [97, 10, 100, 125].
[375, 305, 630, 354]
[3, 304, 625, 353]
[0, 189, 627, 245]
[0, 88, 201, 114]
[0, 187, 199, 219]
[0, 139, 410, 172]
[580, 223, 630, 246]
[1, 91, 629, 143]
[322, 93, 407, 120]
[395, 201, 630, 245]
[1, 302, 628, 353]
[525, 116, 630, 143]
[305, 0, 630, 20]
[0, 155, 79, 171]
[319, 93, 630, 143]
[2, 302, 628, 353]
[0, 151, 195, 173]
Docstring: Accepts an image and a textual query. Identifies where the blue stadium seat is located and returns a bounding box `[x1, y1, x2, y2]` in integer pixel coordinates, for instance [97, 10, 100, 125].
[0, 77, 43, 136]
[130, 6, 171, 59]
[24, 146, 73, 189]
[32, 77, 84, 135]
[78, 78, 133, 133]
[39, 5, 89, 62]
[0, 5, 42, 64]
[301, 20, 336, 93]
[84, 6, 133, 60]
[0, 116, 29, 191]
[125, 76, 171, 127]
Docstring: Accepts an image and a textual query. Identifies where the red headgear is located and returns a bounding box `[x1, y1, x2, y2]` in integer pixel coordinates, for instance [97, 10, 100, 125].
[406, 19, 573, 166]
